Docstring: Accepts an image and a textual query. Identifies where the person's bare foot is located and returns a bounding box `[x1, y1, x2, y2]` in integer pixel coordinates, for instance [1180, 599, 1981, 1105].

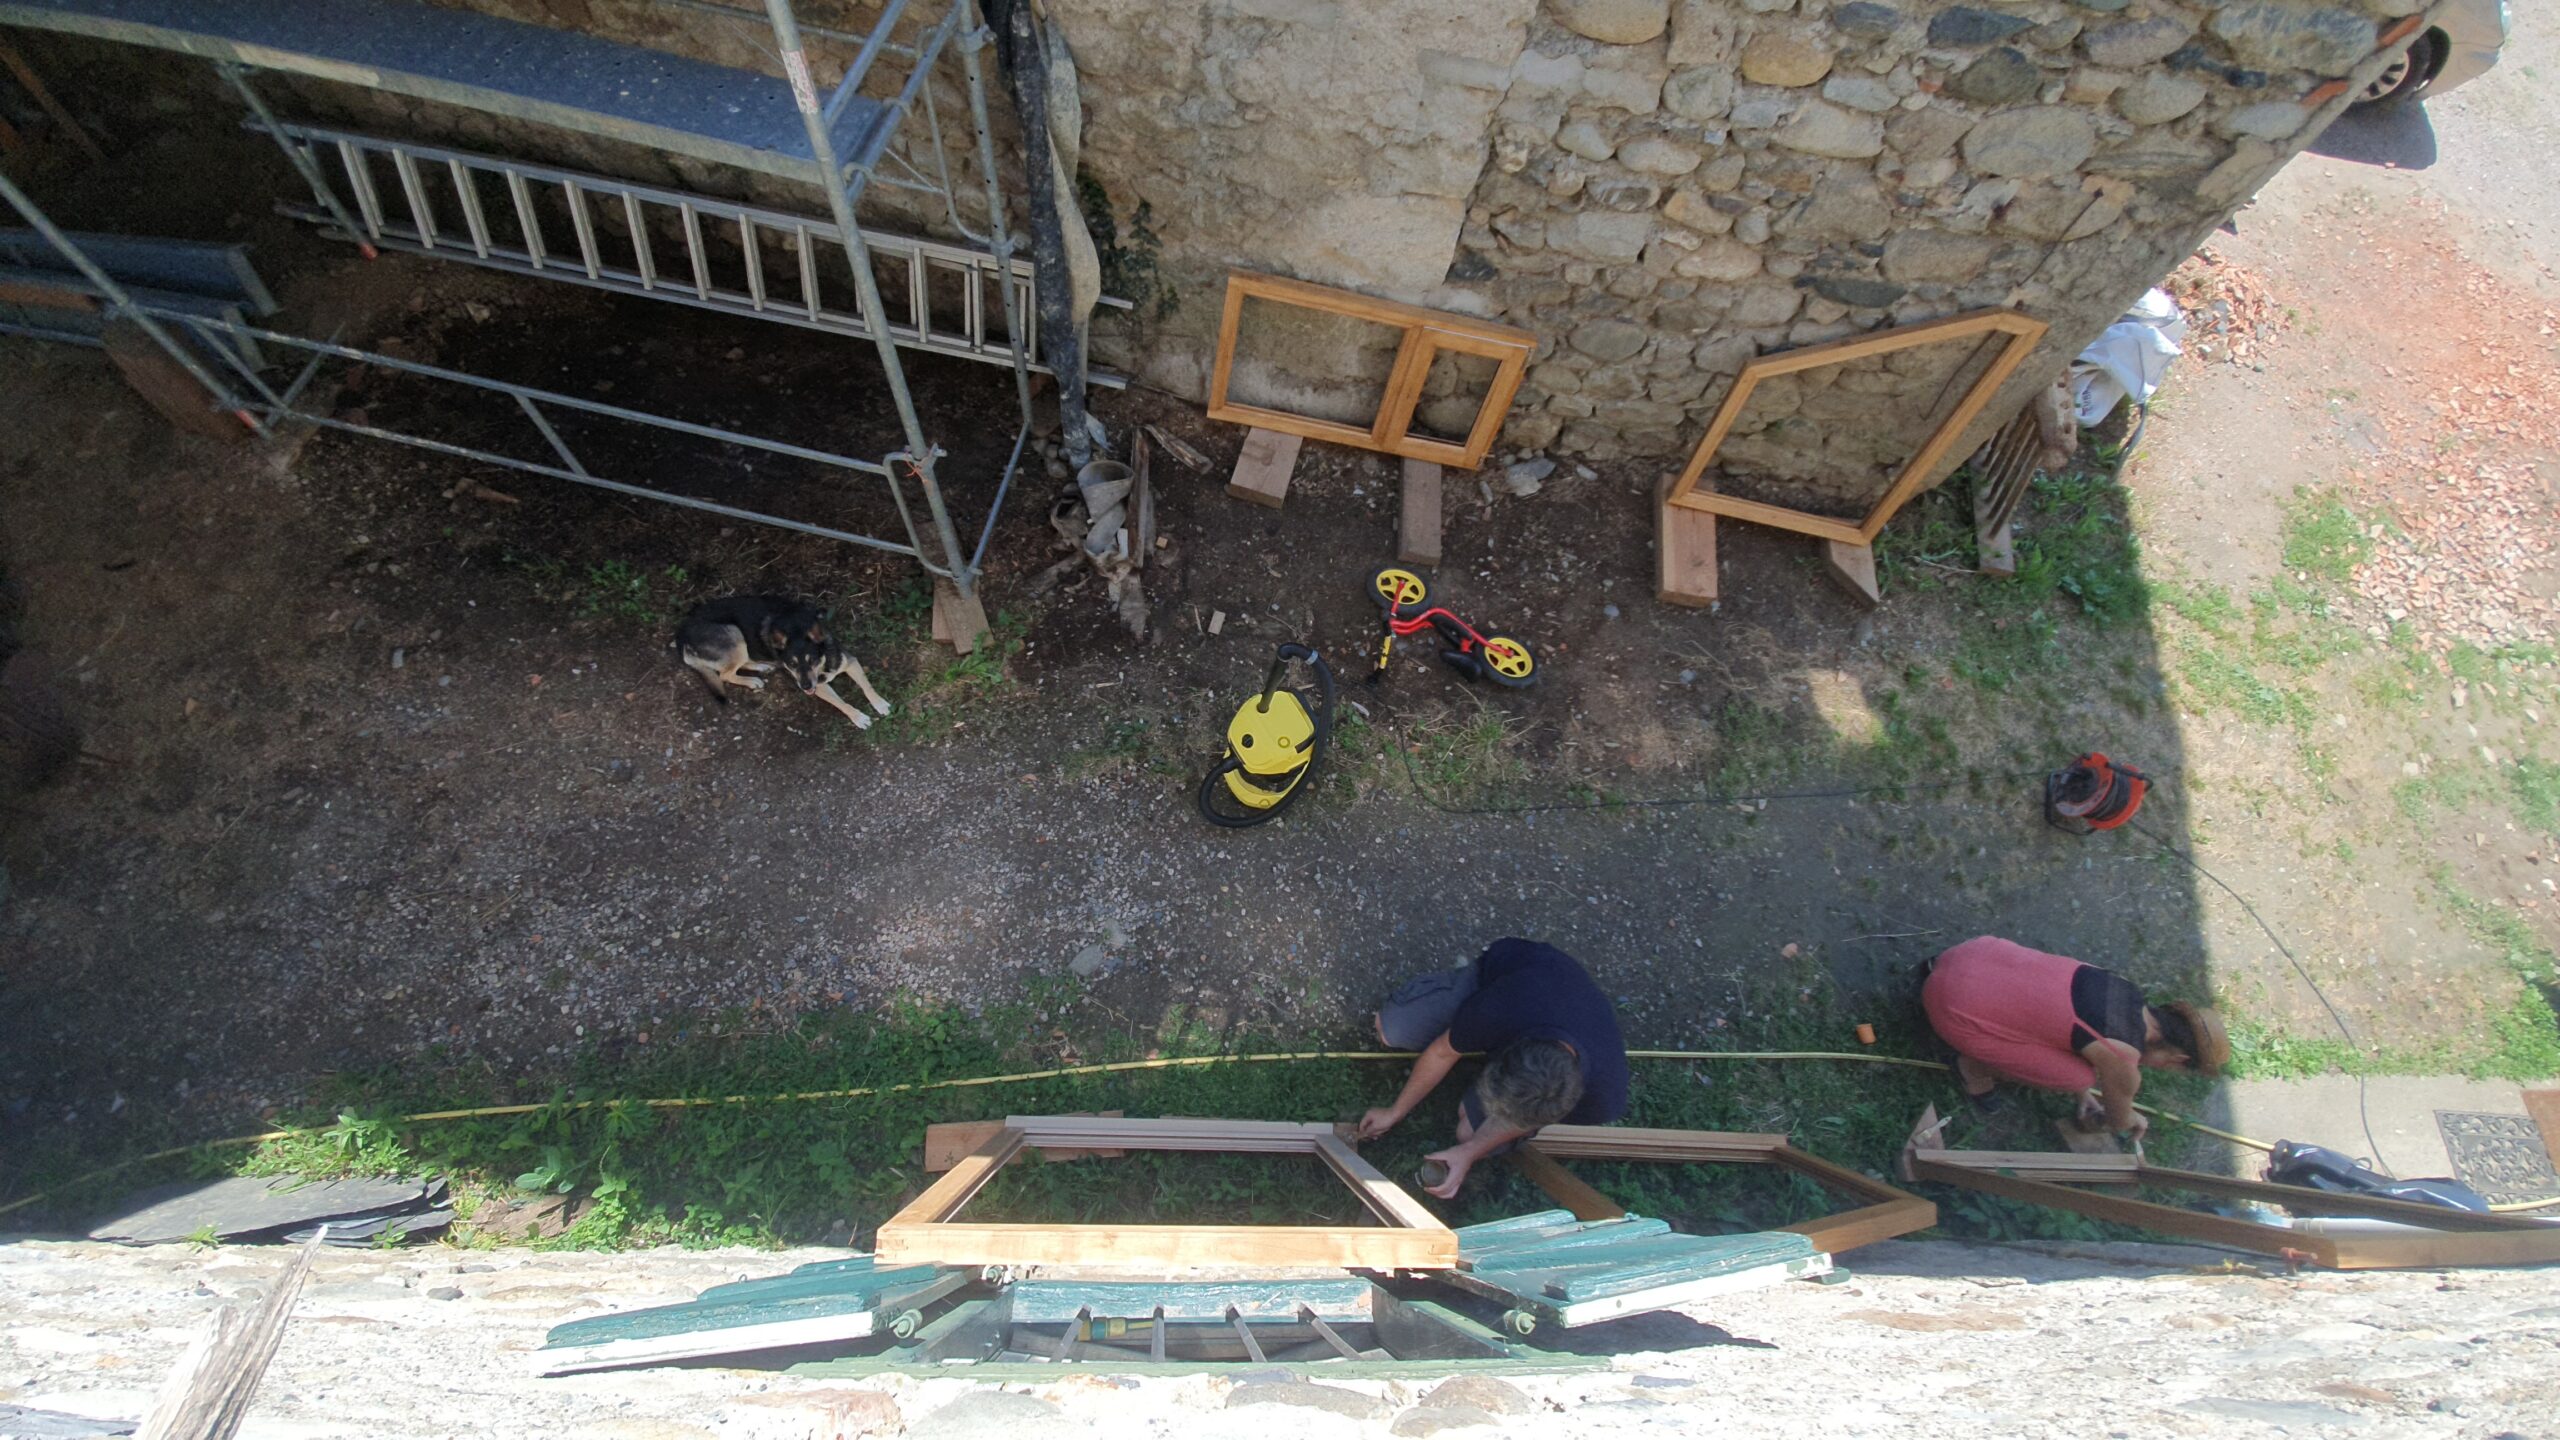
[1372, 1012, 1387, 1046]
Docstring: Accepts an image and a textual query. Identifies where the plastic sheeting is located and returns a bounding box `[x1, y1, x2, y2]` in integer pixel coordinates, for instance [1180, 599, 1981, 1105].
[2070, 287, 2186, 425]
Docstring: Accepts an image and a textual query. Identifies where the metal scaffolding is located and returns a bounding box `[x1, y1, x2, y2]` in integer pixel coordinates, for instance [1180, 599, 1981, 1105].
[0, 0, 1051, 643]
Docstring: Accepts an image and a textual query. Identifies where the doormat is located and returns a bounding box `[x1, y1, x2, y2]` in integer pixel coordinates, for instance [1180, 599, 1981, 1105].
[2434, 1110, 2560, 1206]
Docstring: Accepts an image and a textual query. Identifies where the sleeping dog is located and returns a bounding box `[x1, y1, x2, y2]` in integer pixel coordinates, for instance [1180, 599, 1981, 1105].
[674, 595, 892, 730]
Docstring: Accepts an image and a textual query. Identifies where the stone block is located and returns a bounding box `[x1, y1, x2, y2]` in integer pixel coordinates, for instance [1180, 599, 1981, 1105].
[2208, 3, 2372, 74]
[1621, 134, 1708, 174]
[2112, 70, 2205, 124]
[2088, 133, 2224, 181]
[1560, 210, 1658, 262]
[1774, 100, 1884, 157]
[1511, 47, 1587, 95]
[1833, 2, 1902, 39]
[1558, 118, 1619, 160]
[1821, 73, 1898, 112]
[2027, 17, 2084, 50]
[1775, 175, 1893, 241]
[1583, 44, 1671, 112]
[1728, 281, 1803, 325]
[2220, 100, 2310, 141]
[1569, 317, 1651, 362]
[2080, 15, 2195, 68]
[1552, 0, 1672, 46]
[1951, 48, 2043, 107]
[1928, 7, 2034, 46]
[1742, 29, 1835, 87]
[1666, 0, 1741, 65]
[1808, 274, 1905, 308]
[1696, 151, 1748, 190]
[1880, 228, 1999, 283]
[1733, 208, 1772, 243]
[1674, 237, 1764, 279]
[1885, 105, 1974, 160]
[1960, 106, 2098, 177]
[1589, 175, 1665, 210]
[1664, 65, 1737, 120]
[1731, 92, 1797, 128]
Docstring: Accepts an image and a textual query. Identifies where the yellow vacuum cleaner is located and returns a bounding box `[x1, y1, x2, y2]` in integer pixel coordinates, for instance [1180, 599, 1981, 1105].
[1196, 643, 1337, 828]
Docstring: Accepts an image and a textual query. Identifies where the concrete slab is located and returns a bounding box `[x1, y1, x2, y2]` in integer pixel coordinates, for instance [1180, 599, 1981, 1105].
[2200, 1075, 2555, 1179]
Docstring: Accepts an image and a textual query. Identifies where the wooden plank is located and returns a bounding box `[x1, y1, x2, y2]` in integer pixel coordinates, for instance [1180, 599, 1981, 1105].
[1913, 1150, 2141, 1180]
[2524, 1089, 2560, 1171]
[873, 1222, 1458, 1271]
[0, 275, 95, 308]
[1822, 540, 1881, 608]
[1398, 458, 1443, 567]
[0, 40, 107, 164]
[1006, 1116, 1334, 1148]
[1132, 430, 1156, 559]
[930, 580, 988, 654]
[1859, 320, 2047, 542]
[137, 1232, 317, 1440]
[1369, 328, 1436, 452]
[1527, 1126, 1789, 1162]
[884, 1126, 1025, 1228]
[100, 318, 247, 442]
[1225, 426, 1301, 509]
[1506, 1146, 1625, 1221]
[1909, 1156, 2342, 1266]
[926, 1116, 1123, 1172]
[2329, 1227, 2560, 1271]
[1784, 1198, 1936, 1256]
[1655, 474, 1717, 607]
[1314, 1134, 1451, 1235]
[1771, 1145, 1923, 1206]
[1219, 270, 1536, 350]
[1668, 485, 1870, 546]
[2141, 1166, 2560, 1233]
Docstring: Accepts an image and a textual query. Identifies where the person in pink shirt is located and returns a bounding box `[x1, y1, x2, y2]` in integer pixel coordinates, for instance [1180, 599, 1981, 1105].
[1921, 935, 2229, 1141]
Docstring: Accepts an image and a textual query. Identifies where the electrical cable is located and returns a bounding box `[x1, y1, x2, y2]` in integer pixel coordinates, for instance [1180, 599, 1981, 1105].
[2128, 817, 2394, 1176]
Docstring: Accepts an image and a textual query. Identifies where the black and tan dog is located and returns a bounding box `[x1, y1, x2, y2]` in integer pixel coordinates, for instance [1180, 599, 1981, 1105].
[674, 595, 892, 730]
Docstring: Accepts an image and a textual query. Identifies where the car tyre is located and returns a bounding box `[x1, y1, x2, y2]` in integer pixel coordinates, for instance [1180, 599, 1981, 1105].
[2356, 30, 2446, 107]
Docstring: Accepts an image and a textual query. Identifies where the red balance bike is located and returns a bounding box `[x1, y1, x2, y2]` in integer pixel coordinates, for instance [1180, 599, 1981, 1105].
[1365, 565, 1538, 688]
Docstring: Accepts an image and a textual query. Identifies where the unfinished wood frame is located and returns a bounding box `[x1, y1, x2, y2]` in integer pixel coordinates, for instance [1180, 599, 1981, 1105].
[1507, 1124, 1935, 1256]
[1207, 271, 1534, 471]
[874, 1116, 1460, 1271]
[1907, 1125, 2560, 1269]
[1664, 309, 2050, 546]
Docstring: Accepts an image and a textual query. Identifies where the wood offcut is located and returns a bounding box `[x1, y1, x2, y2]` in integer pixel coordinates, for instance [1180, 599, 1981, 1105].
[1207, 270, 1533, 471]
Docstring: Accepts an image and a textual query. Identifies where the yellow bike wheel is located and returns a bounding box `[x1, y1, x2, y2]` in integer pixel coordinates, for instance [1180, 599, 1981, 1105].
[1481, 635, 1536, 687]
[1368, 565, 1430, 619]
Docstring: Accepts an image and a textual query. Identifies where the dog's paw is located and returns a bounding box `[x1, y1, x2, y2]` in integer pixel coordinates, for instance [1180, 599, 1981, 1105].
[871, 697, 894, 717]
[737, 676, 765, 691]
[849, 710, 873, 730]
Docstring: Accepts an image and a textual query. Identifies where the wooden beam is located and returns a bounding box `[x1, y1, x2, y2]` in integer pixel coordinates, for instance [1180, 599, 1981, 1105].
[1399, 457, 1443, 567]
[925, 1116, 1124, 1172]
[1908, 1154, 2341, 1266]
[1785, 1198, 1936, 1256]
[1823, 540, 1880, 608]
[1667, 481, 1870, 546]
[1525, 1125, 1791, 1163]
[137, 1232, 318, 1440]
[883, 1125, 1024, 1227]
[875, 1222, 1458, 1271]
[102, 318, 244, 442]
[1225, 426, 1301, 509]
[1005, 1116, 1336, 1150]
[1314, 1134, 1449, 1233]
[1506, 1145, 1625, 1221]
[1655, 475, 1717, 608]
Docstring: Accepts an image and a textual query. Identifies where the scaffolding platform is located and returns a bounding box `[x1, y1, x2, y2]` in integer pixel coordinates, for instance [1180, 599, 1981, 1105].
[0, 0, 899, 181]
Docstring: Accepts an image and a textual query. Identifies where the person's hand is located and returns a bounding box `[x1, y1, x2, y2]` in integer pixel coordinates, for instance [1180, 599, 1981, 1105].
[2120, 1111, 2151, 1145]
[2074, 1093, 2107, 1132]
[1355, 1107, 1401, 1142]
[1422, 1146, 1472, 1199]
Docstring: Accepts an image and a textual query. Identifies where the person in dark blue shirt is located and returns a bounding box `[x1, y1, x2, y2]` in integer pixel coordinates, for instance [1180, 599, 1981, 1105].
[1354, 938, 1630, 1197]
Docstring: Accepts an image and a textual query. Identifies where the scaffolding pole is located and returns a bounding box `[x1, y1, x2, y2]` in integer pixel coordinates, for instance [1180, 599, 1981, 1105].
[764, 0, 987, 647]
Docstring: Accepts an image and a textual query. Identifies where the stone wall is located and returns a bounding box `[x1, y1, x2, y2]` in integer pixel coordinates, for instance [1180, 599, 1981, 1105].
[1060, 0, 2425, 493]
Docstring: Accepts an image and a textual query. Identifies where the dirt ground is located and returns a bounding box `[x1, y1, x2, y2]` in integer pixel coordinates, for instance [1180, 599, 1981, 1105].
[5, 34, 2558, 1181]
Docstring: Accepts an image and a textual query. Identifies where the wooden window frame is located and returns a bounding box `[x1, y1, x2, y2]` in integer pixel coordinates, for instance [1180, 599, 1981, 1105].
[1664, 308, 2050, 547]
[1207, 271, 1534, 471]
[1506, 1124, 1936, 1256]
[873, 1116, 1461, 1271]
[1902, 1108, 2560, 1269]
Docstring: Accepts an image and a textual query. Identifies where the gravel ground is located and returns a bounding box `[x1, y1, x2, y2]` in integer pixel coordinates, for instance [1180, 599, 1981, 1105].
[1, 1235, 2554, 1439]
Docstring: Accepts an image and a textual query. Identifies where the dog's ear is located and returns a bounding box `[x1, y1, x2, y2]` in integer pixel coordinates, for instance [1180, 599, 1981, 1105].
[761, 619, 788, 649]
[805, 622, 826, 641]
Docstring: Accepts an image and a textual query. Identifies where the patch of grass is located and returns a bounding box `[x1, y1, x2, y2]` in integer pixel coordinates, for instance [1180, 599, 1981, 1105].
[2279, 489, 2369, 586]
[2163, 581, 2241, 637]
[2392, 766, 2492, 826]
[857, 609, 1029, 747]
[2510, 757, 2560, 837]
[499, 553, 691, 624]
[1403, 703, 1527, 803]
[2433, 870, 2557, 987]
[2169, 635, 2311, 732]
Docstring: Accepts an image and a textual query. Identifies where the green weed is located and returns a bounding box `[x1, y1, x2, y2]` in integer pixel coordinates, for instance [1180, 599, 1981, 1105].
[2279, 489, 2369, 586]
[2511, 757, 2560, 837]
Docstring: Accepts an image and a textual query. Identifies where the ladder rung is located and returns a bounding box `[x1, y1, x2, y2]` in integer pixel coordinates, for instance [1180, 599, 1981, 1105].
[796, 226, 821, 322]
[679, 201, 711, 302]
[390, 147, 437, 249]
[740, 218, 765, 312]
[450, 158, 493, 258]
[624, 191, 655, 290]
[335, 138, 385, 237]
[567, 183, 602, 280]
[504, 169, 546, 271]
